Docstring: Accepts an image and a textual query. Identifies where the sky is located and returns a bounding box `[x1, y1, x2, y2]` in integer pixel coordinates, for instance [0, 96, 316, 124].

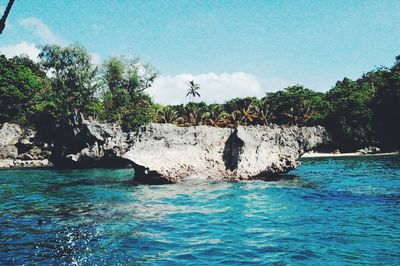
[1, 0, 399, 104]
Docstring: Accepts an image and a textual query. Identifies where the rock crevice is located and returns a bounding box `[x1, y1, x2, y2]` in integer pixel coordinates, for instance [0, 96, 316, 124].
[223, 129, 244, 171]
[122, 123, 330, 183]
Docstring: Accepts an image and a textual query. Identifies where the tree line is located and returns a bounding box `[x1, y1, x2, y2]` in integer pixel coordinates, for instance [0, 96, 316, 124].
[0, 44, 399, 151]
[0, 45, 157, 137]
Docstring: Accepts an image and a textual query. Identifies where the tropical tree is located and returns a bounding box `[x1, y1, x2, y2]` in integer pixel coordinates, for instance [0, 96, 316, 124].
[120, 92, 156, 132]
[203, 104, 228, 127]
[226, 111, 242, 128]
[181, 102, 207, 126]
[102, 56, 157, 131]
[236, 97, 257, 126]
[103, 56, 125, 93]
[102, 56, 157, 98]
[371, 57, 400, 150]
[186, 80, 201, 98]
[156, 107, 179, 124]
[266, 85, 327, 125]
[223, 97, 258, 126]
[38, 44, 100, 119]
[0, 55, 48, 125]
[252, 99, 272, 125]
[325, 78, 376, 150]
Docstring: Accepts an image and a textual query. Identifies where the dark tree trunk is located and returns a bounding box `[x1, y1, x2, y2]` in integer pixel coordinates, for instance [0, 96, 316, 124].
[0, 0, 15, 35]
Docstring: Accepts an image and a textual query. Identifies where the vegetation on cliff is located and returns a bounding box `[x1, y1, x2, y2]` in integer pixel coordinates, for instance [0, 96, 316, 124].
[0, 44, 399, 151]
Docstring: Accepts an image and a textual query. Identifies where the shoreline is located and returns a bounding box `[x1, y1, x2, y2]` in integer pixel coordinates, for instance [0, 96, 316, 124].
[1, 152, 398, 170]
[0, 159, 52, 169]
[301, 151, 399, 158]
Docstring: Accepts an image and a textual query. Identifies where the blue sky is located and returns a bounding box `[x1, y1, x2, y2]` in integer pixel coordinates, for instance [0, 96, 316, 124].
[1, 0, 399, 104]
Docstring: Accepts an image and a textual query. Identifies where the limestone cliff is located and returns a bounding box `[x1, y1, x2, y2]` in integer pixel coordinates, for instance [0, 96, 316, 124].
[122, 123, 330, 183]
[1, 120, 330, 183]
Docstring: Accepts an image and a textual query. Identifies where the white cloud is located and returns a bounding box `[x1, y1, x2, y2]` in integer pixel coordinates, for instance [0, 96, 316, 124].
[19, 17, 63, 44]
[0, 41, 40, 61]
[0, 42, 102, 67]
[148, 72, 265, 105]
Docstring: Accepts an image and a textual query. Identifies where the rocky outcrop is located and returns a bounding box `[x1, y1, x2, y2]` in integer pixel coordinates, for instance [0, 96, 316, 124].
[0, 123, 23, 160]
[16, 129, 52, 161]
[0, 118, 126, 169]
[357, 146, 381, 154]
[50, 114, 131, 168]
[0, 123, 52, 168]
[122, 124, 330, 183]
[0, 159, 51, 168]
[1, 118, 331, 181]
[50, 119, 330, 183]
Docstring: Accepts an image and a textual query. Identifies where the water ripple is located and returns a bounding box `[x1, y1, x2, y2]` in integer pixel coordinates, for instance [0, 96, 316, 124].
[0, 155, 399, 265]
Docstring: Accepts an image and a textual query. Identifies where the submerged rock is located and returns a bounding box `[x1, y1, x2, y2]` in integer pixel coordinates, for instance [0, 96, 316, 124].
[122, 123, 330, 183]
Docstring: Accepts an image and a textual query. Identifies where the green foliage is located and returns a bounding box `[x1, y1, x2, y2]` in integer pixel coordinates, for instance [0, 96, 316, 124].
[325, 78, 376, 150]
[266, 85, 328, 125]
[86, 98, 106, 120]
[120, 92, 156, 132]
[372, 60, 400, 150]
[38, 44, 99, 119]
[1, 43, 399, 151]
[101, 56, 157, 131]
[156, 106, 179, 124]
[252, 98, 272, 125]
[0, 55, 48, 125]
[0, 45, 157, 134]
[103, 88, 131, 123]
[156, 71, 398, 152]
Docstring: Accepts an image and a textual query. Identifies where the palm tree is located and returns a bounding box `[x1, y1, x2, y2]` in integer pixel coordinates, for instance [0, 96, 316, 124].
[156, 107, 179, 124]
[204, 109, 228, 127]
[283, 100, 311, 126]
[226, 111, 242, 128]
[252, 100, 271, 125]
[236, 98, 255, 126]
[182, 104, 207, 126]
[202, 104, 228, 127]
[186, 80, 201, 98]
[193, 107, 208, 126]
[182, 104, 195, 126]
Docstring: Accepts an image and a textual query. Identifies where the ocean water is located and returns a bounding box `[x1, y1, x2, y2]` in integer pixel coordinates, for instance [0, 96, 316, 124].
[0, 155, 399, 265]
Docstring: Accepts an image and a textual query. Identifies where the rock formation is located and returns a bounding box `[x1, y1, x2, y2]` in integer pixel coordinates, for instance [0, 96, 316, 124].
[122, 123, 330, 183]
[50, 114, 131, 168]
[1, 118, 330, 183]
[0, 123, 51, 168]
[0, 123, 22, 160]
[357, 146, 381, 154]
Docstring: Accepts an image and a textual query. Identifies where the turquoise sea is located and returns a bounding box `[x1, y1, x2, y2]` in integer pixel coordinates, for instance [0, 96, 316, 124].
[0, 155, 399, 265]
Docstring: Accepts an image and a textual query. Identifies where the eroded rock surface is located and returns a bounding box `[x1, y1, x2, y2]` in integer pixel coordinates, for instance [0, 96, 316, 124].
[357, 146, 381, 154]
[1, 118, 331, 181]
[51, 114, 131, 168]
[0, 123, 52, 168]
[122, 123, 330, 183]
[0, 123, 23, 160]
